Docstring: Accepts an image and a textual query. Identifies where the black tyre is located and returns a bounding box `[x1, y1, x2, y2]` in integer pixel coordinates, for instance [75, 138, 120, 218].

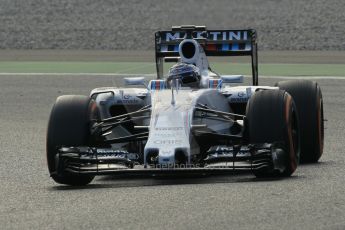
[275, 80, 324, 163]
[246, 90, 300, 177]
[46, 95, 99, 185]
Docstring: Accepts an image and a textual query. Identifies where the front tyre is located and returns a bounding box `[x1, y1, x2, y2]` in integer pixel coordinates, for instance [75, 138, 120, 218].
[46, 95, 99, 185]
[246, 90, 300, 177]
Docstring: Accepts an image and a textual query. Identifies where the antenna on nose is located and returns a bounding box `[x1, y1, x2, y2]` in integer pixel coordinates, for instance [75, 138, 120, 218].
[171, 86, 175, 105]
[171, 78, 180, 105]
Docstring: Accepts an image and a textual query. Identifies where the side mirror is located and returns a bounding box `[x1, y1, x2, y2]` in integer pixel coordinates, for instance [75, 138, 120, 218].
[124, 77, 146, 86]
[220, 75, 244, 83]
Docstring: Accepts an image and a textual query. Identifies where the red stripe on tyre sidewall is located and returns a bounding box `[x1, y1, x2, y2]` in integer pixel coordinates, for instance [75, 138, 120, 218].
[285, 94, 297, 173]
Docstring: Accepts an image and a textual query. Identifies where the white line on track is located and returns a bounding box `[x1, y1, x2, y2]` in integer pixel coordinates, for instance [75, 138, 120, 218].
[0, 72, 345, 79]
[259, 75, 345, 80]
[0, 72, 156, 76]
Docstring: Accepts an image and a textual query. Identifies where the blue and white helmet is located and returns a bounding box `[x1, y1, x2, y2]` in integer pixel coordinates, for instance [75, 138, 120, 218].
[168, 63, 200, 85]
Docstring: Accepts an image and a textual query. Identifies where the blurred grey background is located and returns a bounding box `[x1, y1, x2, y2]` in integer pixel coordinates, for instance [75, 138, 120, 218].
[0, 0, 344, 50]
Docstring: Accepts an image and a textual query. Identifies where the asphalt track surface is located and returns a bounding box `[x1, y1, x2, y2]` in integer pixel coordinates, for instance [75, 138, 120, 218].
[0, 74, 344, 230]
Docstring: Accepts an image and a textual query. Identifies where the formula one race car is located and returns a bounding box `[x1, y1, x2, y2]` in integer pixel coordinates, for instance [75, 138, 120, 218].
[46, 25, 324, 185]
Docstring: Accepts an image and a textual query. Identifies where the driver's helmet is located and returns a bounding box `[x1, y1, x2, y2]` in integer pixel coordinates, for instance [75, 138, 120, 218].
[167, 63, 200, 87]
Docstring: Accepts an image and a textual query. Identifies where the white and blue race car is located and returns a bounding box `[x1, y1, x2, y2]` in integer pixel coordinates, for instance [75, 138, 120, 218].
[46, 25, 324, 185]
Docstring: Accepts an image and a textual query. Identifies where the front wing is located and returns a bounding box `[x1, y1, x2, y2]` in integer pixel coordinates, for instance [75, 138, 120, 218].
[52, 144, 287, 177]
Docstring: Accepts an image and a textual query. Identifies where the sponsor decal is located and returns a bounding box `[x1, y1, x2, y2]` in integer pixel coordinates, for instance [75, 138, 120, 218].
[155, 127, 184, 131]
[228, 91, 249, 103]
[94, 149, 139, 160]
[152, 163, 202, 168]
[208, 79, 222, 89]
[166, 32, 181, 41]
[117, 99, 140, 104]
[237, 92, 246, 97]
[230, 97, 248, 103]
[160, 150, 172, 155]
[164, 31, 248, 41]
[150, 80, 166, 90]
[116, 94, 140, 104]
[153, 140, 182, 145]
[209, 31, 247, 41]
[154, 133, 183, 137]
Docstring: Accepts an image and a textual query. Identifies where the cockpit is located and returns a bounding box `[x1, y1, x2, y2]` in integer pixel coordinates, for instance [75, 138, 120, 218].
[167, 63, 201, 88]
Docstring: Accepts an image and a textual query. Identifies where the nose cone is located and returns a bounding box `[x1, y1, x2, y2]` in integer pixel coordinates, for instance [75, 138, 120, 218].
[144, 90, 194, 167]
[157, 146, 188, 166]
[145, 123, 191, 167]
[158, 148, 175, 165]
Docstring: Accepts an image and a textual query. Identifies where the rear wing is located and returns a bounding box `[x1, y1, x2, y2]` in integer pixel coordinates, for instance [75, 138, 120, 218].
[155, 25, 258, 85]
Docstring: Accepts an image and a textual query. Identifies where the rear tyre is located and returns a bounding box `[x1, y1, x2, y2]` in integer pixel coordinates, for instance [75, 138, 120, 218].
[275, 80, 324, 163]
[246, 90, 300, 177]
[46, 95, 99, 185]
